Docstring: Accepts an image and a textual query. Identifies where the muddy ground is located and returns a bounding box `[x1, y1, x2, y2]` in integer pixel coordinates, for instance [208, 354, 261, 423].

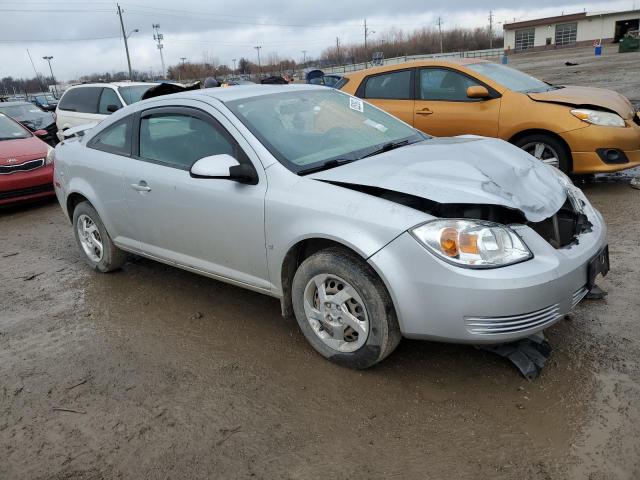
[1, 176, 639, 479]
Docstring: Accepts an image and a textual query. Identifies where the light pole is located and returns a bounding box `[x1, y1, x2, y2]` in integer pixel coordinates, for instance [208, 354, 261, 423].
[179, 57, 187, 82]
[363, 20, 375, 67]
[301, 50, 307, 64]
[232, 58, 237, 75]
[41, 56, 57, 96]
[117, 4, 135, 80]
[254, 46, 262, 78]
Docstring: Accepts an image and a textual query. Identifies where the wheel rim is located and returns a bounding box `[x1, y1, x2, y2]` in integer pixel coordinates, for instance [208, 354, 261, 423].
[303, 274, 369, 353]
[521, 141, 561, 169]
[77, 214, 104, 262]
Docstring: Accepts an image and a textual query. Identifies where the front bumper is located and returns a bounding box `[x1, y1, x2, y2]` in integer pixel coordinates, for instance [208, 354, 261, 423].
[368, 207, 607, 344]
[0, 164, 54, 206]
[561, 122, 640, 174]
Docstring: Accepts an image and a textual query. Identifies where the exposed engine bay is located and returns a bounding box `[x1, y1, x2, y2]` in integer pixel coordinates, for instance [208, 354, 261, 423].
[325, 181, 592, 249]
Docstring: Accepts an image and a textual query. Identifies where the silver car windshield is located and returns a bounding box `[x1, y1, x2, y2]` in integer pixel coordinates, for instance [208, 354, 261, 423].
[226, 89, 426, 174]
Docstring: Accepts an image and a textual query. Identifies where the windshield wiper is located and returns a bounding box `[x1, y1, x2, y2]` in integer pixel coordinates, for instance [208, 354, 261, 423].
[360, 139, 413, 159]
[297, 158, 356, 176]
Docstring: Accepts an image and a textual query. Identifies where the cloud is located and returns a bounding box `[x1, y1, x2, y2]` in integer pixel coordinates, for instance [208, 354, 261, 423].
[0, 0, 635, 80]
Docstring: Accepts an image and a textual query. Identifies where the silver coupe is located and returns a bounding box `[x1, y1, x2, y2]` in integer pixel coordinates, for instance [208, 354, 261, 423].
[53, 85, 608, 368]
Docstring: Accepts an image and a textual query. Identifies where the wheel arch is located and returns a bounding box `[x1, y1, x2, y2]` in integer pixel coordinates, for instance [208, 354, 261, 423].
[279, 237, 376, 318]
[508, 129, 573, 172]
[66, 192, 90, 222]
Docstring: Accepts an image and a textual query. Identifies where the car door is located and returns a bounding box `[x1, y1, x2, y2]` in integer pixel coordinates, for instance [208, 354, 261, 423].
[356, 69, 415, 125]
[413, 67, 501, 138]
[123, 104, 270, 290]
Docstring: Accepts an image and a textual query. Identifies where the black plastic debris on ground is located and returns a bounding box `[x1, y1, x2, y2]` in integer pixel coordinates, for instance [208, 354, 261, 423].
[476, 332, 552, 379]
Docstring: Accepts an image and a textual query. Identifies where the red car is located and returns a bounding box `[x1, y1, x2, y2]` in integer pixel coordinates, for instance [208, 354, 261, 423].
[0, 112, 55, 206]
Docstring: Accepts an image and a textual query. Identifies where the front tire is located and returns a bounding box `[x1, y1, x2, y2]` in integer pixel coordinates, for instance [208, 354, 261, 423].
[291, 247, 401, 369]
[72, 201, 127, 272]
[514, 134, 572, 174]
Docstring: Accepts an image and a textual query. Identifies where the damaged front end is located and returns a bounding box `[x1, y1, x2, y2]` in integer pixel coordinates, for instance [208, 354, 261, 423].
[322, 180, 591, 251]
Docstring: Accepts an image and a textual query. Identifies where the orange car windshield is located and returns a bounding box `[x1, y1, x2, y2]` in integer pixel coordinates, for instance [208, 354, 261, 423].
[467, 63, 561, 94]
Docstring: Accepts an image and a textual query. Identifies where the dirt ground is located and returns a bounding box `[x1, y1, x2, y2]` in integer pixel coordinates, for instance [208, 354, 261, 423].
[1, 175, 639, 479]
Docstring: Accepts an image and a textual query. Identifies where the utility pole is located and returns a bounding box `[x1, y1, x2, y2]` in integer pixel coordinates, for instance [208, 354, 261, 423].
[117, 4, 134, 80]
[254, 46, 262, 78]
[152, 24, 166, 78]
[42, 56, 58, 97]
[488, 10, 494, 49]
[336, 37, 340, 63]
[232, 58, 237, 75]
[301, 50, 307, 64]
[436, 17, 444, 53]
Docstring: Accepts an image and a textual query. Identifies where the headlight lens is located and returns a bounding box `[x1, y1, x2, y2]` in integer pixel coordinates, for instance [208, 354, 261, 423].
[411, 219, 532, 268]
[45, 146, 55, 165]
[570, 108, 625, 127]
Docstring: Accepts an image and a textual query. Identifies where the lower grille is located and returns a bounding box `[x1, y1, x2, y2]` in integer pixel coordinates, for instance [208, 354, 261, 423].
[465, 303, 562, 335]
[571, 286, 589, 309]
[0, 183, 54, 201]
[0, 158, 45, 175]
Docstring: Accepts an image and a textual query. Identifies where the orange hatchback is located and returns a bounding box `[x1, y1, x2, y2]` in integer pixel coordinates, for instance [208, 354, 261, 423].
[339, 59, 640, 174]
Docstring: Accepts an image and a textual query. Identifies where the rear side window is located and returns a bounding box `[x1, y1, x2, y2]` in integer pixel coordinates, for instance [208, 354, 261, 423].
[333, 77, 349, 89]
[363, 70, 412, 100]
[58, 87, 101, 113]
[87, 116, 132, 155]
[98, 88, 123, 115]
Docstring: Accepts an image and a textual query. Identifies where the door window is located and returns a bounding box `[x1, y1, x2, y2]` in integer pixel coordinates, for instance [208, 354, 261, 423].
[87, 116, 133, 155]
[363, 70, 412, 100]
[139, 112, 236, 170]
[57, 87, 101, 113]
[418, 68, 482, 102]
[98, 88, 123, 114]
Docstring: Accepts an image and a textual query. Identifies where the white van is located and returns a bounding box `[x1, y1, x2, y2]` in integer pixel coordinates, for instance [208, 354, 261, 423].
[55, 82, 156, 140]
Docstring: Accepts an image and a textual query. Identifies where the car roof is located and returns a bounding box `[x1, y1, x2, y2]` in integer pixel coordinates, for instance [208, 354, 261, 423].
[0, 101, 32, 107]
[68, 82, 157, 89]
[173, 84, 328, 103]
[343, 58, 491, 78]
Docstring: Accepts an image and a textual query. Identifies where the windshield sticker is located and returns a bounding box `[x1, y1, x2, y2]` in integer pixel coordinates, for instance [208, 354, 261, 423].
[30, 109, 41, 113]
[349, 97, 364, 113]
[363, 118, 388, 133]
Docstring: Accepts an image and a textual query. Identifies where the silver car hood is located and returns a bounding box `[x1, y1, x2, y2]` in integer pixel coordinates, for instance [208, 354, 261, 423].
[309, 137, 567, 223]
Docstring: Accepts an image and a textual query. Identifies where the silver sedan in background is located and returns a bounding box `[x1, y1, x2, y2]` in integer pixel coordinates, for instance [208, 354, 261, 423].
[53, 85, 608, 369]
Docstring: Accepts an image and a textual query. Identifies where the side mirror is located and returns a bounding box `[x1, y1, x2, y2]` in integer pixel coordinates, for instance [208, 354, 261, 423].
[466, 85, 491, 99]
[34, 129, 48, 137]
[190, 154, 258, 185]
[107, 104, 121, 113]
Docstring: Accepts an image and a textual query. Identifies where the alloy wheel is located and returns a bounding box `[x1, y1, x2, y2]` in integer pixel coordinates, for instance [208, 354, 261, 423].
[77, 214, 104, 262]
[303, 274, 369, 353]
[521, 141, 561, 169]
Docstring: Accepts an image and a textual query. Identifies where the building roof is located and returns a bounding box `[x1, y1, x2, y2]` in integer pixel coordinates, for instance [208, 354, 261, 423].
[503, 9, 640, 30]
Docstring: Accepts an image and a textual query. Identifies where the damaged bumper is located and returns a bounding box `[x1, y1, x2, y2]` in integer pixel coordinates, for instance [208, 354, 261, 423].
[368, 206, 607, 344]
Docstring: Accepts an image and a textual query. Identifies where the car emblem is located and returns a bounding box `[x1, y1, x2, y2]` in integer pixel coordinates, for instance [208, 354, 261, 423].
[6, 158, 18, 163]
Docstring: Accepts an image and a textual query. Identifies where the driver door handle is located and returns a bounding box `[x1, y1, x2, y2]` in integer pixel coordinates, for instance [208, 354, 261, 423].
[416, 108, 433, 116]
[131, 181, 151, 192]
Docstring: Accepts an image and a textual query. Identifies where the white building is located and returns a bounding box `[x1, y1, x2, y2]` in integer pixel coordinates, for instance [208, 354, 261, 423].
[503, 9, 640, 52]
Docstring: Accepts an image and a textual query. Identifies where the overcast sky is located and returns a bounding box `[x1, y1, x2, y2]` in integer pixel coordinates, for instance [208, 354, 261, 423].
[0, 0, 637, 81]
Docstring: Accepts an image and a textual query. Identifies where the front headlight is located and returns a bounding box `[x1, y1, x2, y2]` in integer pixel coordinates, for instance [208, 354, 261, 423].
[411, 219, 532, 269]
[45, 146, 55, 165]
[570, 108, 625, 127]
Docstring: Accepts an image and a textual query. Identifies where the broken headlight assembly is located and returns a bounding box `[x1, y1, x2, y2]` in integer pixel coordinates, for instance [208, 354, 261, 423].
[411, 219, 532, 269]
[570, 109, 625, 127]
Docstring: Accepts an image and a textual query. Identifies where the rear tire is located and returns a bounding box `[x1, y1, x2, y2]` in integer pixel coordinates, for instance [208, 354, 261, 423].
[72, 201, 127, 273]
[514, 134, 572, 174]
[291, 247, 401, 369]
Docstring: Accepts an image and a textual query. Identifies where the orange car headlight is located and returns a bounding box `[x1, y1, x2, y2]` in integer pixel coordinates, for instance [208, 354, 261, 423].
[570, 109, 625, 127]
